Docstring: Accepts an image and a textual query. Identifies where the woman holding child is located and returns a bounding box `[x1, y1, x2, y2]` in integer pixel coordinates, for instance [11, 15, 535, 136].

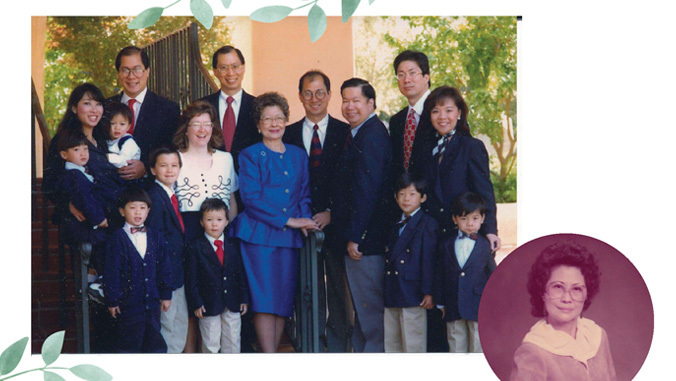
[43, 83, 123, 232]
[422, 86, 501, 251]
[231, 92, 317, 352]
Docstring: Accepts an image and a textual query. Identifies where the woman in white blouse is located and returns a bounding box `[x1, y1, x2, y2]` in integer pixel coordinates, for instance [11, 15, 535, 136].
[172, 100, 239, 353]
[172, 100, 239, 242]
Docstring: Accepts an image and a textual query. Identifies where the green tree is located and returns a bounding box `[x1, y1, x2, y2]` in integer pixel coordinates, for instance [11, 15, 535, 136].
[385, 16, 517, 201]
[43, 16, 232, 136]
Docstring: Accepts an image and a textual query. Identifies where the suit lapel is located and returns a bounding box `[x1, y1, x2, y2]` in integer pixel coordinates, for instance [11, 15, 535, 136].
[134, 90, 154, 133]
[322, 116, 342, 166]
[200, 236, 223, 268]
[462, 237, 488, 269]
[391, 211, 423, 261]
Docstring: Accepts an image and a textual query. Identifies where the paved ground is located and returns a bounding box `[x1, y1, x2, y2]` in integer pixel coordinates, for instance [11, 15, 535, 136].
[495, 203, 517, 265]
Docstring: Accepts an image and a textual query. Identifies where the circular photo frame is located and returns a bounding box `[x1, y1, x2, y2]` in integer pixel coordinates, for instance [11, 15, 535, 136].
[479, 233, 653, 381]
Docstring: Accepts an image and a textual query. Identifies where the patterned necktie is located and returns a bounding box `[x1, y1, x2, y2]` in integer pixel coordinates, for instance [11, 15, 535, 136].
[344, 131, 353, 149]
[170, 194, 185, 233]
[127, 98, 137, 134]
[130, 225, 147, 234]
[309, 124, 322, 169]
[432, 130, 455, 163]
[214, 239, 224, 265]
[222, 96, 236, 152]
[402, 108, 417, 170]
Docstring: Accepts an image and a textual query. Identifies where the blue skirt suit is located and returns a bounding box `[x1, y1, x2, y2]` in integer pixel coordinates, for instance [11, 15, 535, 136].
[232, 142, 312, 317]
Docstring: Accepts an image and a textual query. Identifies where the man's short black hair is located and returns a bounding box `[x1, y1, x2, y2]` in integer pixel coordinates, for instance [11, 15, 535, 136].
[298, 70, 331, 93]
[118, 186, 152, 209]
[394, 50, 431, 87]
[115, 46, 150, 71]
[199, 198, 229, 220]
[212, 45, 246, 69]
[340, 77, 377, 109]
[149, 147, 183, 169]
[451, 192, 486, 217]
[395, 173, 428, 197]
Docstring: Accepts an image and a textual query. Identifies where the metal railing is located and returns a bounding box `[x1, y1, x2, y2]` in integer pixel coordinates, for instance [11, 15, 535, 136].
[142, 22, 219, 110]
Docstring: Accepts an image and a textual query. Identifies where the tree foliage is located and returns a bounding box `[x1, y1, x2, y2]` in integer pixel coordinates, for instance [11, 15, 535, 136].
[384, 16, 517, 188]
[43, 16, 232, 136]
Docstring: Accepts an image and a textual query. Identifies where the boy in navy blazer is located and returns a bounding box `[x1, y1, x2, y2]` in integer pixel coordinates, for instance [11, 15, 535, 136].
[185, 198, 249, 353]
[384, 174, 438, 352]
[57, 131, 110, 273]
[103, 187, 173, 353]
[435, 192, 496, 353]
[145, 147, 188, 353]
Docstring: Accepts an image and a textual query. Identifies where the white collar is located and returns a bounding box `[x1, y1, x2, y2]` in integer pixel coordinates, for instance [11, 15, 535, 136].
[523, 318, 603, 367]
[64, 162, 93, 182]
[121, 87, 147, 105]
[205, 232, 225, 246]
[154, 179, 175, 198]
[220, 88, 243, 105]
[409, 89, 431, 115]
[401, 207, 421, 221]
[351, 113, 377, 137]
[303, 114, 329, 132]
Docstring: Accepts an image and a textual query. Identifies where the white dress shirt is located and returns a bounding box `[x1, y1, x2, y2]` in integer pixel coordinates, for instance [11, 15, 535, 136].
[123, 222, 148, 259]
[454, 230, 476, 268]
[120, 87, 148, 126]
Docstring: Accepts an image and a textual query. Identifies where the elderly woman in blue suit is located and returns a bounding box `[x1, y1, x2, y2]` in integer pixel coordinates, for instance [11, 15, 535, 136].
[232, 92, 318, 352]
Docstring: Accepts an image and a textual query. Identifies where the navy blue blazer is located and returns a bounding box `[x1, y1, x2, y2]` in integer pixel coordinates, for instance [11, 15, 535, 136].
[103, 228, 173, 318]
[184, 235, 250, 315]
[232, 142, 312, 248]
[200, 90, 259, 171]
[434, 231, 495, 322]
[44, 133, 122, 225]
[332, 115, 393, 255]
[423, 134, 498, 236]
[145, 183, 186, 290]
[106, 90, 180, 168]
[389, 106, 437, 182]
[384, 211, 438, 308]
[282, 115, 350, 215]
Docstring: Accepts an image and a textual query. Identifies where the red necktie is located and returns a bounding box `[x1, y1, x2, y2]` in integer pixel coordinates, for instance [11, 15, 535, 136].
[222, 96, 236, 152]
[170, 194, 185, 233]
[214, 240, 224, 265]
[309, 124, 322, 169]
[344, 132, 352, 149]
[127, 98, 137, 135]
[403, 108, 417, 170]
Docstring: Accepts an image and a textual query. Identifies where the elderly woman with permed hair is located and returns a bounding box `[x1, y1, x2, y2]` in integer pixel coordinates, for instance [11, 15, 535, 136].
[231, 92, 318, 352]
[510, 242, 617, 380]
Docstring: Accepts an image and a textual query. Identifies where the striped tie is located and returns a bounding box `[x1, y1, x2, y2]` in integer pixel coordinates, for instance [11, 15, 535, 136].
[309, 124, 322, 168]
[432, 130, 455, 162]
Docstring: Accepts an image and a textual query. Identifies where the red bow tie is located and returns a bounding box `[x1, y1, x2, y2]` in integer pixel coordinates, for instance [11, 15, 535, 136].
[130, 226, 147, 234]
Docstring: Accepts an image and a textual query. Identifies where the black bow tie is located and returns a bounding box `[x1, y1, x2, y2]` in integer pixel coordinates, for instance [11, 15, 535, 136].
[130, 226, 147, 234]
[459, 232, 478, 240]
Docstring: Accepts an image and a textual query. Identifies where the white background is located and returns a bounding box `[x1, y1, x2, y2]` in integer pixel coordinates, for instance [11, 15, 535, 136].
[6, 0, 675, 379]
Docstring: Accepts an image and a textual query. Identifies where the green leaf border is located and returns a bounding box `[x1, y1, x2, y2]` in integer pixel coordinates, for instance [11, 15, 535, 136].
[128, 0, 376, 42]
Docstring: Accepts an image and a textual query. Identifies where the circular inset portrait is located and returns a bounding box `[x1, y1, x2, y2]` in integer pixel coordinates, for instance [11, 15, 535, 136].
[479, 234, 653, 381]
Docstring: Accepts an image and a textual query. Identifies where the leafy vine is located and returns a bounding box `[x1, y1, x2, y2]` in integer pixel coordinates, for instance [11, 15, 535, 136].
[129, 0, 376, 42]
[0, 331, 111, 380]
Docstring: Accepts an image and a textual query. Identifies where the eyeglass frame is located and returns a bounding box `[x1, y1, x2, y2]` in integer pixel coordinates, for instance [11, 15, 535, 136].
[396, 70, 423, 81]
[301, 89, 328, 101]
[544, 281, 588, 302]
[216, 64, 243, 74]
[259, 116, 287, 127]
[119, 66, 146, 77]
[188, 122, 214, 129]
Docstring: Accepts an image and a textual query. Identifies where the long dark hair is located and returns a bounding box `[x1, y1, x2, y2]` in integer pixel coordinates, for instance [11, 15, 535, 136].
[55, 83, 108, 144]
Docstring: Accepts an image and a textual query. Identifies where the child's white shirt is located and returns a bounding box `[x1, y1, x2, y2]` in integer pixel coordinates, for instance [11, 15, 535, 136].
[454, 231, 477, 269]
[107, 133, 141, 168]
[123, 222, 147, 259]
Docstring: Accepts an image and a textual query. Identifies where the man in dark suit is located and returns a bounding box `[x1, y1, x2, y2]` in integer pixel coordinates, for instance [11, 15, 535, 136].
[390, 50, 448, 352]
[107, 46, 181, 181]
[332, 78, 392, 352]
[389, 50, 436, 182]
[283, 70, 351, 352]
[199, 45, 259, 170]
